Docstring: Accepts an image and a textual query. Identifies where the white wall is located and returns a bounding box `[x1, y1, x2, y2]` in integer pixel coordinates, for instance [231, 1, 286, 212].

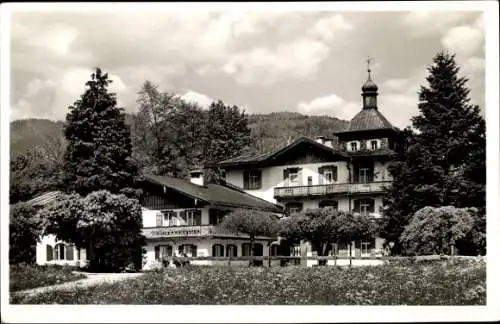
[226, 161, 350, 204]
[36, 234, 87, 267]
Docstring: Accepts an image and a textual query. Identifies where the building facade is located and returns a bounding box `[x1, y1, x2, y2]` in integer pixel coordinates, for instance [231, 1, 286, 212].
[217, 69, 400, 262]
[29, 173, 284, 269]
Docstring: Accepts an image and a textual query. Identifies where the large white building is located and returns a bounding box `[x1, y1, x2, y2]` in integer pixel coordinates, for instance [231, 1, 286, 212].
[215, 68, 400, 262]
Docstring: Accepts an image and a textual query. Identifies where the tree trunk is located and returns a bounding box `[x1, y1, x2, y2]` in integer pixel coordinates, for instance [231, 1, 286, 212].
[334, 242, 338, 266]
[249, 235, 255, 267]
[318, 242, 328, 266]
[268, 241, 271, 268]
[349, 242, 352, 268]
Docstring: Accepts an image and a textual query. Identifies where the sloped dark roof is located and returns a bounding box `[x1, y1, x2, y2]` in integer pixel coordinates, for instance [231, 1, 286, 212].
[23, 191, 62, 207]
[143, 174, 284, 213]
[336, 109, 397, 134]
[216, 136, 347, 167]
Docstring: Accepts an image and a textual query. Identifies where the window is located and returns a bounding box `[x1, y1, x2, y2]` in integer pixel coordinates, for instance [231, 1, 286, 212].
[242, 243, 251, 256]
[54, 243, 65, 260]
[212, 244, 224, 257]
[180, 244, 197, 257]
[307, 176, 313, 186]
[289, 170, 299, 185]
[162, 211, 175, 227]
[186, 210, 197, 226]
[359, 199, 374, 216]
[160, 245, 173, 258]
[370, 140, 378, 150]
[349, 141, 358, 151]
[361, 242, 371, 256]
[209, 209, 230, 225]
[359, 167, 370, 183]
[242, 243, 263, 256]
[319, 200, 338, 210]
[226, 244, 238, 257]
[324, 170, 333, 184]
[243, 170, 262, 190]
[285, 202, 303, 215]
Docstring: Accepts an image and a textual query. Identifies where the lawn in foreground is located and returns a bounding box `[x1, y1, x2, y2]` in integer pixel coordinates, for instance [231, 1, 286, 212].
[11, 259, 485, 305]
[10, 264, 87, 292]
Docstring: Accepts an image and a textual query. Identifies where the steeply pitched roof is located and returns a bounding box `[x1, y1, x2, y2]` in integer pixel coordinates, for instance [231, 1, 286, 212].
[143, 174, 284, 213]
[216, 136, 347, 167]
[23, 191, 62, 207]
[338, 108, 397, 134]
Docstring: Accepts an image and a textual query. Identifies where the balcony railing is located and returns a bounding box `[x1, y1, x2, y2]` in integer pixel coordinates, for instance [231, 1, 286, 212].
[142, 225, 275, 240]
[273, 181, 392, 199]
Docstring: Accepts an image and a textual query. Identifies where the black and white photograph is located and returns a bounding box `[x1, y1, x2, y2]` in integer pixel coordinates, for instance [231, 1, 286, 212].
[1, 1, 499, 323]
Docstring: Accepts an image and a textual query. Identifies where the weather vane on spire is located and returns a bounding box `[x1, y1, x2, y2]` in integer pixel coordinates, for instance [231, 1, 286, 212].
[366, 56, 373, 79]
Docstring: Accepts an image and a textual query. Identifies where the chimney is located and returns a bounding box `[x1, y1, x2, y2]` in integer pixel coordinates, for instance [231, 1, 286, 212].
[189, 168, 204, 186]
[315, 136, 326, 145]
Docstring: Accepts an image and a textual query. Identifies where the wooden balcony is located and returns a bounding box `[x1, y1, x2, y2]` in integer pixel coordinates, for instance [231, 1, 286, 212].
[142, 225, 275, 240]
[273, 181, 391, 199]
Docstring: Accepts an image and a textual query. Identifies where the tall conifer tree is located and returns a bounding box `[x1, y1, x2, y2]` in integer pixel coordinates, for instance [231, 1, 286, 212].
[63, 68, 139, 197]
[382, 51, 485, 254]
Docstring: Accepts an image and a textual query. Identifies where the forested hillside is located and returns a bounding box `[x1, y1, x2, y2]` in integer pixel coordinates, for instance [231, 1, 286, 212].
[10, 112, 348, 158]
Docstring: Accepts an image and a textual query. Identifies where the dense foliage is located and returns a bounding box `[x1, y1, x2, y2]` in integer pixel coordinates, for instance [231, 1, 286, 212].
[382, 51, 486, 255]
[10, 203, 43, 264]
[400, 206, 477, 255]
[11, 259, 485, 305]
[63, 68, 140, 197]
[39, 190, 146, 272]
[218, 209, 279, 262]
[280, 209, 378, 265]
[9, 264, 85, 292]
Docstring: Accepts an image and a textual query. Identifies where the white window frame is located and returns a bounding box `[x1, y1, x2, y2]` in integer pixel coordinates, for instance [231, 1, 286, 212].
[360, 200, 372, 216]
[359, 168, 370, 183]
[186, 210, 197, 226]
[183, 244, 197, 257]
[361, 242, 371, 256]
[370, 140, 379, 150]
[159, 245, 173, 258]
[249, 170, 261, 189]
[54, 243, 65, 260]
[348, 141, 360, 152]
[162, 211, 175, 227]
[289, 170, 299, 185]
[213, 244, 224, 257]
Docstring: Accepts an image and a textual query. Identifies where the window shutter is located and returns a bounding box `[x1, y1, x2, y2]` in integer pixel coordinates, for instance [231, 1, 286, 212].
[353, 165, 359, 183]
[154, 246, 160, 260]
[257, 170, 262, 189]
[369, 200, 375, 213]
[370, 238, 376, 249]
[318, 167, 324, 185]
[353, 199, 361, 213]
[191, 245, 197, 257]
[46, 245, 53, 261]
[209, 209, 218, 225]
[283, 168, 289, 186]
[243, 171, 249, 190]
[167, 245, 173, 256]
[212, 245, 216, 256]
[355, 239, 361, 249]
[194, 209, 202, 225]
[156, 212, 162, 227]
[332, 166, 338, 181]
[66, 245, 74, 261]
[368, 167, 374, 182]
[179, 245, 184, 255]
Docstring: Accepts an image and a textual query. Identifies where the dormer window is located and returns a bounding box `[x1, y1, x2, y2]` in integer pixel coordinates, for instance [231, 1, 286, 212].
[348, 141, 360, 152]
[370, 140, 378, 150]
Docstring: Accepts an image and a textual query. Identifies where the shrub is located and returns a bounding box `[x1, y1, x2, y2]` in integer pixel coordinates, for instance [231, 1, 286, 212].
[400, 206, 476, 255]
[10, 203, 43, 264]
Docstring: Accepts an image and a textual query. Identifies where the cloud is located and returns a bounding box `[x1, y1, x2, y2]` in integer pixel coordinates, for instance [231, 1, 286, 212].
[297, 94, 359, 120]
[308, 14, 353, 42]
[403, 11, 476, 37]
[441, 21, 484, 57]
[382, 78, 409, 92]
[180, 90, 213, 108]
[222, 38, 330, 85]
[11, 77, 57, 120]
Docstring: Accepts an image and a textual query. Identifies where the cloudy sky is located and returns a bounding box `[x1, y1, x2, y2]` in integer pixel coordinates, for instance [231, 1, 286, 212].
[9, 8, 485, 129]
